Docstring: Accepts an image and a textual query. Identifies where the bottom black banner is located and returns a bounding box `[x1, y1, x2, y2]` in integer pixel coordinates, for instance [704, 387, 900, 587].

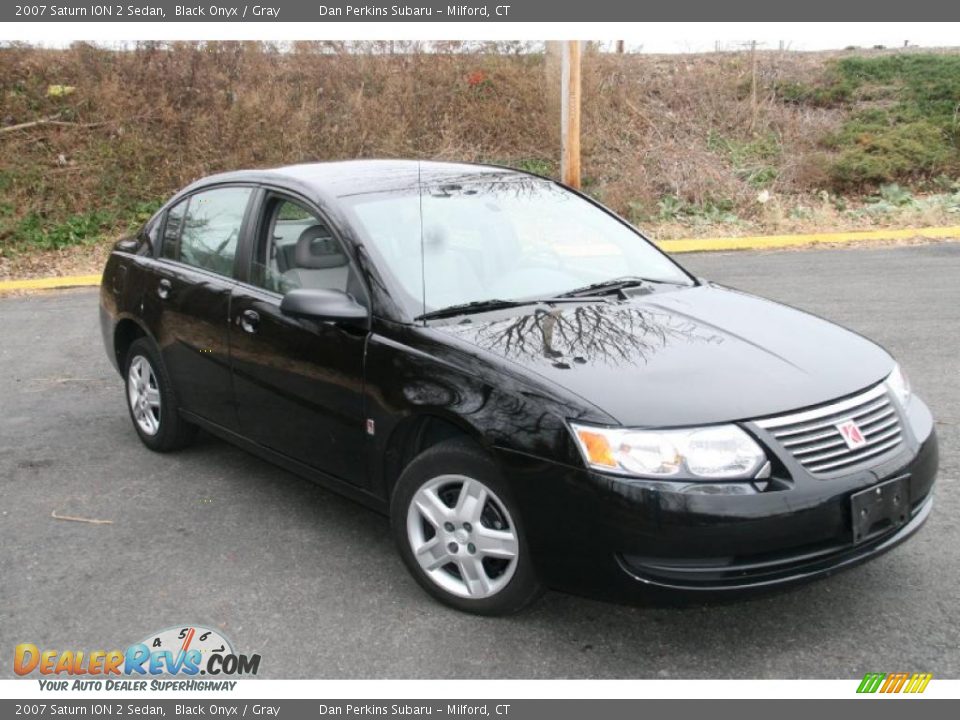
[1, 699, 958, 720]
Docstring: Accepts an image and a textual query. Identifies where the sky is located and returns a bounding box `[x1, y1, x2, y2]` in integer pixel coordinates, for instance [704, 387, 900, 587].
[611, 22, 960, 54]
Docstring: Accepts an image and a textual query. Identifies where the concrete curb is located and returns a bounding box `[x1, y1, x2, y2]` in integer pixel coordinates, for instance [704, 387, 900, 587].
[1, 225, 958, 293]
[657, 225, 960, 253]
[0, 273, 102, 292]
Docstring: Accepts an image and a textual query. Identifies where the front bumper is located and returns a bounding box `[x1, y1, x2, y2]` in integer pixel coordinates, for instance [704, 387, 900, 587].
[616, 491, 932, 591]
[498, 395, 938, 601]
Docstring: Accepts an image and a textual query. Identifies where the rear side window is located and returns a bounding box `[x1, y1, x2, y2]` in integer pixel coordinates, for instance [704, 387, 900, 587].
[160, 199, 187, 261]
[134, 215, 161, 257]
[162, 187, 252, 277]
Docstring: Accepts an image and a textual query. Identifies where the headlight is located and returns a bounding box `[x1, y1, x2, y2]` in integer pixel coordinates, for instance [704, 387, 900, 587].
[886, 363, 911, 407]
[570, 422, 766, 479]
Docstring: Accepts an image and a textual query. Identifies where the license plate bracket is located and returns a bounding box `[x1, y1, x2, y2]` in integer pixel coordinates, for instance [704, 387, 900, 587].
[851, 476, 910, 544]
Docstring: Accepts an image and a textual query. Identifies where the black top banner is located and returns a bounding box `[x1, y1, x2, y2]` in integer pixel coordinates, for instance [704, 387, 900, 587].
[4, 1, 960, 22]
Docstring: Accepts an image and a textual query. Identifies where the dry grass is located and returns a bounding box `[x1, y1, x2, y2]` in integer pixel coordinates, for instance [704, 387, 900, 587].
[3, 41, 960, 272]
[0, 242, 109, 281]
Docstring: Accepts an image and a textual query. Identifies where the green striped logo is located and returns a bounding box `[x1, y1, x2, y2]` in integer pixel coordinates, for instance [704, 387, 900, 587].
[857, 672, 932, 694]
[857, 673, 886, 693]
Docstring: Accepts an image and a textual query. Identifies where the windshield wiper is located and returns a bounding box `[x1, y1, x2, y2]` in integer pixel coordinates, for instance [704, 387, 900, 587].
[415, 296, 603, 322]
[555, 276, 677, 298]
[415, 298, 534, 321]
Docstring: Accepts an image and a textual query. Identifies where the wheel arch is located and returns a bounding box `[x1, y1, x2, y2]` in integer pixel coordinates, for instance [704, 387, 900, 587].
[113, 316, 152, 372]
[381, 412, 488, 502]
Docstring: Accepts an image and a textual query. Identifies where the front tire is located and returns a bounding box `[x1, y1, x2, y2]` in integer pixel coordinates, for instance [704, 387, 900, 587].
[124, 337, 197, 452]
[391, 438, 543, 615]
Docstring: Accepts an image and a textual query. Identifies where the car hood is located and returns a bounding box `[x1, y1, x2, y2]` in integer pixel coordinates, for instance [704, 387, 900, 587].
[430, 284, 894, 427]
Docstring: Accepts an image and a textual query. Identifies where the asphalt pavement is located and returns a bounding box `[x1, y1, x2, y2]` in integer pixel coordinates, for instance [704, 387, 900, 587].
[1, 243, 957, 678]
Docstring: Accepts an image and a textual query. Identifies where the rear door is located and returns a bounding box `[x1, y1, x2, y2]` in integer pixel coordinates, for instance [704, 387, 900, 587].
[143, 185, 255, 431]
[228, 191, 370, 487]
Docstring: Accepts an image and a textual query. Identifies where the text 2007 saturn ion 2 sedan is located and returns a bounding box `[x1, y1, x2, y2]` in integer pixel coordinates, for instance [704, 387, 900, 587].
[99, 160, 938, 614]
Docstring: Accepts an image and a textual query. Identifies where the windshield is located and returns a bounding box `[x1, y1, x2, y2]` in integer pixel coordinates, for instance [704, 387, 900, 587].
[344, 178, 693, 319]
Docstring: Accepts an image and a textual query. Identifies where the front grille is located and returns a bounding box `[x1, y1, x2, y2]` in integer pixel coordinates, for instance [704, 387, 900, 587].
[755, 383, 903, 476]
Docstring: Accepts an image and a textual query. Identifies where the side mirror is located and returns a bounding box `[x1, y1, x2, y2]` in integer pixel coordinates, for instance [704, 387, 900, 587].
[280, 288, 368, 326]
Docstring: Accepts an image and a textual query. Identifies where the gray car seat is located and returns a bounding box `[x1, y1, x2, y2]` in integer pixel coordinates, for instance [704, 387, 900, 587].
[282, 225, 350, 292]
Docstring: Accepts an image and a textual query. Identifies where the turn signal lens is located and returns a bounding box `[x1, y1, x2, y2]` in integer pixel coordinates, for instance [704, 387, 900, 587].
[574, 429, 617, 468]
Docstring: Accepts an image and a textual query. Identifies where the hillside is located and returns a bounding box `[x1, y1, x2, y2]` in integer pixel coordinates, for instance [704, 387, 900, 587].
[3, 41, 960, 274]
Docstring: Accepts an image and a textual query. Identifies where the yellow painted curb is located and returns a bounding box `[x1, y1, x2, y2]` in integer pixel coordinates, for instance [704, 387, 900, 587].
[0, 274, 102, 292]
[1, 225, 959, 293]
[658, 225, 960, 253]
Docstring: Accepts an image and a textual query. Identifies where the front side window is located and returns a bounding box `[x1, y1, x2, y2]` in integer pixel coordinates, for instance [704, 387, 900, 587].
[165, 186, 252, 277]
[251, 196, 363, 302]
[344, 179, 692, 319]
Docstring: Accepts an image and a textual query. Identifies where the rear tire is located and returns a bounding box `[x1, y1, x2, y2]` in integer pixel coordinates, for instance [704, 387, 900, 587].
[391, 437, 543, 615]
[123, 337, 197, 452]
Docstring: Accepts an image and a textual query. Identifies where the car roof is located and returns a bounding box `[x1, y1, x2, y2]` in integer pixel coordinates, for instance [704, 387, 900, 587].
[187, 159, 537, 199]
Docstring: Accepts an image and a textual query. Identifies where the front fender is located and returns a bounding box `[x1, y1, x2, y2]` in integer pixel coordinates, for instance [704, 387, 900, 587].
[363, 321, 600, 502]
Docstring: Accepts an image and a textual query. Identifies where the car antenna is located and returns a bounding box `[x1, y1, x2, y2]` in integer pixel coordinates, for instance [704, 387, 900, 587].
[417, 160, 427, 323]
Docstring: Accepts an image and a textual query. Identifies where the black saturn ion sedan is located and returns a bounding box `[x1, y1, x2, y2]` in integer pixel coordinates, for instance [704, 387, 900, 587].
[99, 160, 938, 614]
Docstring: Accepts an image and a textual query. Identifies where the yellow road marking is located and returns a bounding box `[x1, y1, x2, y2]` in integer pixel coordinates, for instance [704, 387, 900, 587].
[1, 225, 959, 293]
[0, 274, 102, 292]
[658, 225, 960, 253]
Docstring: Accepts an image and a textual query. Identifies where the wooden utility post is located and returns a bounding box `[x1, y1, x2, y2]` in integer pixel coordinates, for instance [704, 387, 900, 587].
[561, 40, 582, 189]
[749, 40, 758, 131]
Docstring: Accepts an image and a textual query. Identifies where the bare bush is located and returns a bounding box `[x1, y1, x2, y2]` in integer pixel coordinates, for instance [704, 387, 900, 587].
[2, 41, 955, 251]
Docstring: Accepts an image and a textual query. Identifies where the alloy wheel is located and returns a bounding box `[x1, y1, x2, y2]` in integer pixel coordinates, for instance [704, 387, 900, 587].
[406, 474, 519, 599]
[127, 355, 161, 436]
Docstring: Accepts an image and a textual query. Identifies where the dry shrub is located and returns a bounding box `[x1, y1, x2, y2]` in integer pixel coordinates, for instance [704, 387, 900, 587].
[2, 41, 955, 251]
[0, 41, 557, 242]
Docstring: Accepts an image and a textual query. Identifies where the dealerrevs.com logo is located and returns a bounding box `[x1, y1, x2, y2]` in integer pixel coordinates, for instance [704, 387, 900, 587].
[14, 626, 261, 691]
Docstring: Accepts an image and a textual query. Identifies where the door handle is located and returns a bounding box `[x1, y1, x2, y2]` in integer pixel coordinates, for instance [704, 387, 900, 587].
[157, 279, 171, 300]
[239, 309, 260, 334]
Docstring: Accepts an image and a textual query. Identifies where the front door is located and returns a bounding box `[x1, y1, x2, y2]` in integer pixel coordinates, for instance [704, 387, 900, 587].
[228, 193, 369, 487]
